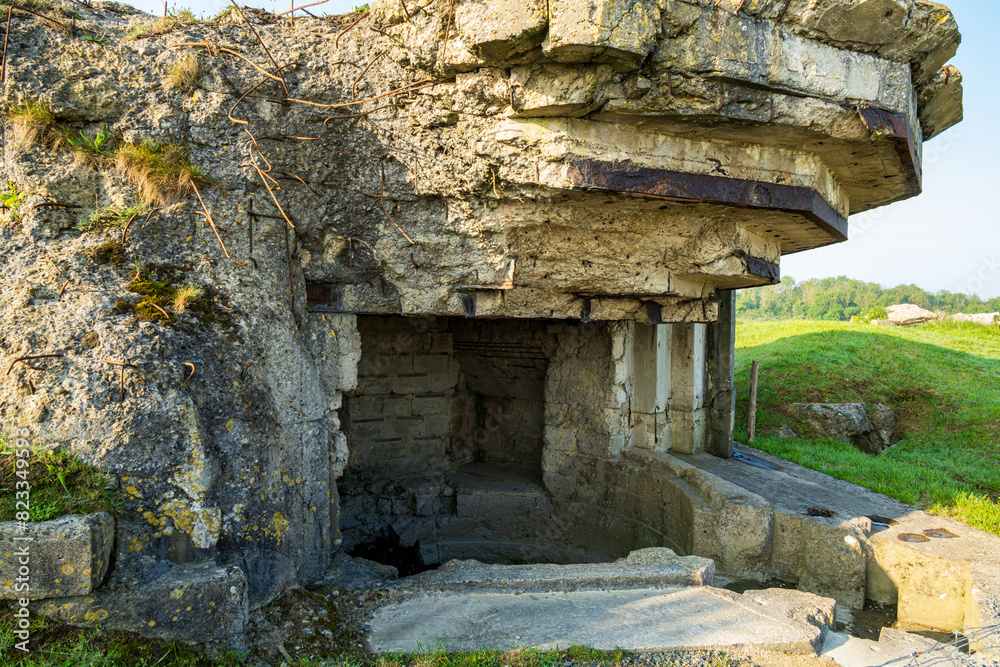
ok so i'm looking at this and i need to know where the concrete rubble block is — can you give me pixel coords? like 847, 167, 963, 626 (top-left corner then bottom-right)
33, 561, 249, 651
544, 0, 663, 69
918, 64, 963, 140
682, 468, 773, 579
650, 10, 912, 112
770, 0, 960, 83
887, 303, 938, 325
392, 547, 714, 592
0, 512, 114, 600
793, 402, 893, 454
510, 64, 617, 117
311, 551, 399, 590
966, 564, 1000, 656
729, 586, 837, 649
868, 531, 970, 632
796, 517, 870, 609
455, 0, 548, 61
868, 404, 896, 449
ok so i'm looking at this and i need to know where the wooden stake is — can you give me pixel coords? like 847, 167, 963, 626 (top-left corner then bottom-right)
747, 359, 760, 443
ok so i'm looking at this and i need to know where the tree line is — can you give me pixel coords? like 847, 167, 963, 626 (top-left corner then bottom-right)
735, 276, 1000, 321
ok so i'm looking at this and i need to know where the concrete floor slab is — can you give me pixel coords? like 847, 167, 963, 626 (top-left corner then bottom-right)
368, 586, 835, 655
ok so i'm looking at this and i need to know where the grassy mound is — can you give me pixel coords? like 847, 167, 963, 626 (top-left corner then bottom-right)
735, 320, 1000, 536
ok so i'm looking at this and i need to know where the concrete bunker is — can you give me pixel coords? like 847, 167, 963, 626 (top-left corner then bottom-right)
1, 0, 985, 653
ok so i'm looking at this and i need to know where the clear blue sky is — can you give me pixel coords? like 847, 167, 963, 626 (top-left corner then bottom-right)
129, 0, 997, 298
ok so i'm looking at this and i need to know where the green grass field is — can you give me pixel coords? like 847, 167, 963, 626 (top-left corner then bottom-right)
735, 320, 1000, 536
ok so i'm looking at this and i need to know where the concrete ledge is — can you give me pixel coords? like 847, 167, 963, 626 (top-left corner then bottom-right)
392, 547, 714, 593
32, 561, 249, 652
0, 512, 114, 600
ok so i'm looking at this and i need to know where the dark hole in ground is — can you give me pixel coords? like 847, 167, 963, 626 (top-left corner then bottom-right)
349, 528, 440, 578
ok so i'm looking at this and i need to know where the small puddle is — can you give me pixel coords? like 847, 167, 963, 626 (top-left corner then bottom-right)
924, 528, 959, 539
909, 630, 971, 653
805, 506, 835, 518
898, 532, 931, 543
721, 578, 797, 595
867, 515, 899, 527
836, 601, 897, 640
722, 579, 899, 642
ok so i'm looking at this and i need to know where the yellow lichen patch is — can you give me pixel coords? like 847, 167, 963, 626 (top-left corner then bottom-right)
84, 609, 109, 622
159, 499, 221, 549
127, 537, 144, 552
172, 407, 212, 499
169, 588, 184, 600
148, 620, 156, 627
125, 486, 142, 499
263, 512, 290, 543
143, 510, 161, 526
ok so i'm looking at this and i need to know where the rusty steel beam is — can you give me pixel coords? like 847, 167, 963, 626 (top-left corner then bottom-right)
567, 160, 848, 244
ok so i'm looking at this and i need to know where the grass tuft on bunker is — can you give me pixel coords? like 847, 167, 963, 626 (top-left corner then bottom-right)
167, 52, 202, 94
735, 319, 1000, 536
0, 435, 120, 523
6, 99, 65, 151
115, 140, 211, 207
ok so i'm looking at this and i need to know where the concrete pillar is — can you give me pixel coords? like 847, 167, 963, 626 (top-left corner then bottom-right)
668, 323, 708, 454
631, 323, 670, 451
706, 291, 736, 458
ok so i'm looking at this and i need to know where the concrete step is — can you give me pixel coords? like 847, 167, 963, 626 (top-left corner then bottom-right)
368, 585, 836, 654
389, 547, 714, 593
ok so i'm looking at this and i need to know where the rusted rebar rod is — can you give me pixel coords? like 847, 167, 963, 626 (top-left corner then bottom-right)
229, 63, 297, 125
250, 149, 295, 229
230, 3, 289, 95
6, 354, 64, 375
379, 162, 414, 245
276, 0, 328, 16
439, 0, 456, 72
1, 7, 12, 83
352, 49, 387, 100
191, 181, 246, 265
287, 79, 434, 110
335, 10, 368, 49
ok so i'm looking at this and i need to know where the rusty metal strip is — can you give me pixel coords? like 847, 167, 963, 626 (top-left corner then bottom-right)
856, 103, 922, 189
567, 160, 848, 243
735, 251, 780, 283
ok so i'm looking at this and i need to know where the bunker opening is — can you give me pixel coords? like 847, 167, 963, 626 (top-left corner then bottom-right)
339, 315, 615, 573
